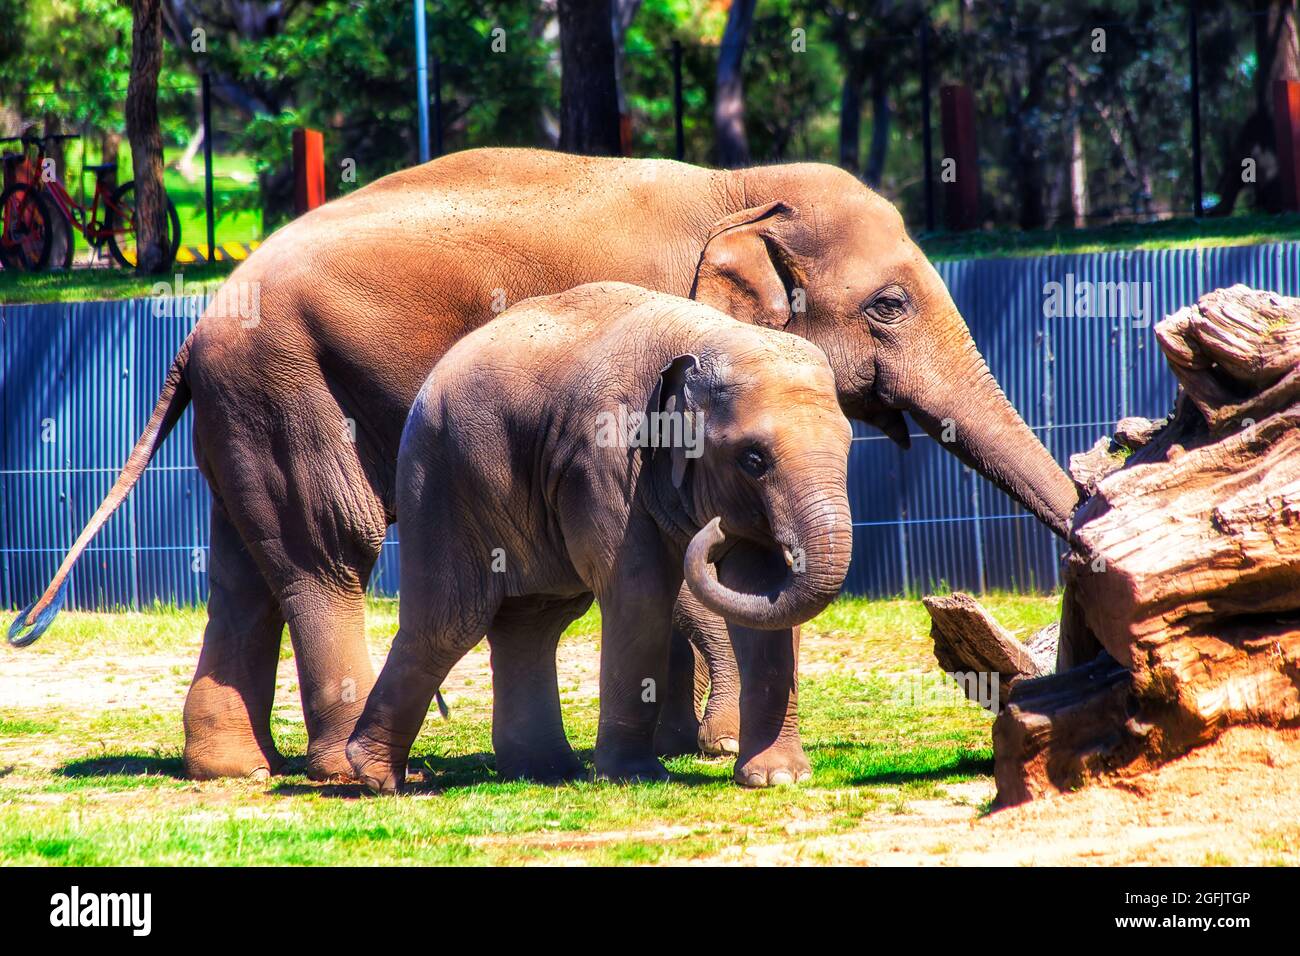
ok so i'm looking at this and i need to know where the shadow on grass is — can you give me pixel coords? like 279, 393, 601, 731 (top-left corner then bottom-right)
57, 754, 187, 778
808, 742, 993, 786
274, 746, 721, 799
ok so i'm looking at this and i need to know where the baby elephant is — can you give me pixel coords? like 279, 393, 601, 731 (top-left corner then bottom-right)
347, 282, 853, 793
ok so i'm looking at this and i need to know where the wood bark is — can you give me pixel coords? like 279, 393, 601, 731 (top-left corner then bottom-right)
990, 285, 1300, 806
126, 0, 170, 274
922, 593, 1054, 711
558, 0, 622, 156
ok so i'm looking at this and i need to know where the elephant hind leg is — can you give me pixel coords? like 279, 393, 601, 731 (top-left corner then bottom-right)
488, 593, 593, 783
279, 580, 378, 782
183, 502, 286, 781
652, 624, 710, 758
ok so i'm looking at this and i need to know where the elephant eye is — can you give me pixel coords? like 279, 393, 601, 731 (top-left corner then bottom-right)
865, 287, 909, 323
738, 447, 768, 479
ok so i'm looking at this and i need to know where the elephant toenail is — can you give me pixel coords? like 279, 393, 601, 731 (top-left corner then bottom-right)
796, 769, 812, 782
769, 771, 794, 786
246, 767, 270, 783
718, 737, 739, 754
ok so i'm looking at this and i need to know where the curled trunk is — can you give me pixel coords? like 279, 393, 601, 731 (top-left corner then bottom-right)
684, 484, 852, 631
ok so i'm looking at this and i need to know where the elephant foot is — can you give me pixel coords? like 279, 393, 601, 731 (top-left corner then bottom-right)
653, 717, 703, 758
595, 753, 671, 784
183, 737, 284, 782
734, 742, 812, 788
698, 712, 740, 757
496, 746, 586, 784
307, 741, 361, 783
345, 736, 407, 795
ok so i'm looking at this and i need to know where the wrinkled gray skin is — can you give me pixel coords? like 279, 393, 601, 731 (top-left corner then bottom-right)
15, 149, 1078, 788
346, 283, 854, 792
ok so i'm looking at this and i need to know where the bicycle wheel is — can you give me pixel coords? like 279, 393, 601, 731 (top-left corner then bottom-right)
0, 183, 53, 271
105, 181, 181, 269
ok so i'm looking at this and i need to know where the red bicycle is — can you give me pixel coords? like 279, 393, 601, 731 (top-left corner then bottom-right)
0, 129, 180, 271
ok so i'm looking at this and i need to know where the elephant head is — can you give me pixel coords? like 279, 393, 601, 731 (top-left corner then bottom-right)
650, 332, 853, 631
690, 167, 1079, 536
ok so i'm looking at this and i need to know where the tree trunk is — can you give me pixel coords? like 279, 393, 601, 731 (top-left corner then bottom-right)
1211, 0, 1300, 215
864, 61, 890, 187
715, 0, 756, 168
558, 0, 622, 156
126, 0, 169, 274
838, 48, 866, 173
992, 285, 1300, 806
610, 0, 643, 155
1067, 78, 1087, 228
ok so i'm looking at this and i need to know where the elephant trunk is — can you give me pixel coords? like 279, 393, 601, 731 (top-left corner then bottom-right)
684, 484, 852, 630
906, 332, 1080, 538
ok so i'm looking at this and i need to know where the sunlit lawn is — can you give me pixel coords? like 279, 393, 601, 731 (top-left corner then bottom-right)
0, 593, 1060, 865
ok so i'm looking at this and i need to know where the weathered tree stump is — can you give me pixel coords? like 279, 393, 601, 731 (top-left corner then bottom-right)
989, 285, 1300, 806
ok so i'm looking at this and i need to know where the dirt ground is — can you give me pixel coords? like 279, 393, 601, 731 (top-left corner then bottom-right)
699, 726, 1300, 866
3, 618, 1299, 866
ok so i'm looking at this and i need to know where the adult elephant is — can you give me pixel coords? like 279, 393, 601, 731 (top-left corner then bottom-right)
8, 148, 1079, 786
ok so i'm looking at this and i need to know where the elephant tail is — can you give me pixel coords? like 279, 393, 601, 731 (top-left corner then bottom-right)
435, 689, 450, 720
7, 332, 195, 648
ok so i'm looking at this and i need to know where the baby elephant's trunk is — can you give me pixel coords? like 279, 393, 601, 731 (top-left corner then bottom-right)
684, 484, 852, 631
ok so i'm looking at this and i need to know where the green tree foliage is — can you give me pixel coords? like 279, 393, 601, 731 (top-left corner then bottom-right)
0, 0, 1284, 234
0, 0, 191, 146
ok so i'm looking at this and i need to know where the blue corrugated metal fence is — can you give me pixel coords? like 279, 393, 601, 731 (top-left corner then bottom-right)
4, 243, 1298, 609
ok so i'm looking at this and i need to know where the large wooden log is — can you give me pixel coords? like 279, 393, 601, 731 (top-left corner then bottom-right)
922, 593, 1052, 710
990, 285, 1300, 806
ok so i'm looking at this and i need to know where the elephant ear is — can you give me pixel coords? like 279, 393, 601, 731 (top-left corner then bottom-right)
691, 201, 798, 329
648, 353, 701, 489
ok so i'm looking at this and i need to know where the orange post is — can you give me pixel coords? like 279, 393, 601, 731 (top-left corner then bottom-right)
293, 128, 325, 216
1273, 80, 1300, 212
940, 85, 980, 231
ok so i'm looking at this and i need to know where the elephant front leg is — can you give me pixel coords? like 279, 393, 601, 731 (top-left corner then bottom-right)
347, 625, 478, 794
594, 522, 677, 783
730, 624, 810, 787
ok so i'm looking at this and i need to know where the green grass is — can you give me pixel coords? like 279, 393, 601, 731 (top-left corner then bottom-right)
0, 259, 239, 304
160, 152, 262, 249
919, 211, 1300, 261
100, 142, 263, 249
0, 592, 1062, 865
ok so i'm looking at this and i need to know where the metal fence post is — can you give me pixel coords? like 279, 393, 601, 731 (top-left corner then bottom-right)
414, 0, 431, 164
1188, 0, 1203, 217
1041, 260, 1060, 590
433, 55, 444, 157
201, 72, 215, 264
969, 468, 987, 595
